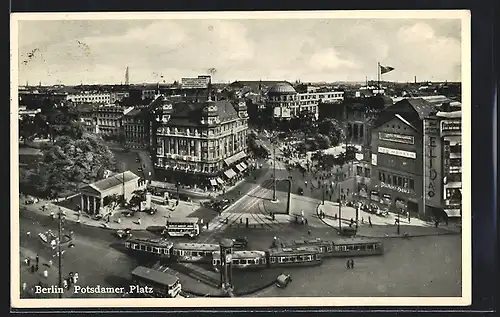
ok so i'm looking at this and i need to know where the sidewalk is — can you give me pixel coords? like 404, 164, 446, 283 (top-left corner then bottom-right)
19, 247, 73, 299
317, 200, 461, 238
21, 197, 201, 231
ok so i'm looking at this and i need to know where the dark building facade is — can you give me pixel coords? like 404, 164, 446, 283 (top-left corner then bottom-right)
367, 98, 438, 219
151, 96, 249, 187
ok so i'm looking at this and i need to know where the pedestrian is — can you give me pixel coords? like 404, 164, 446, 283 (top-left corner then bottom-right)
27, 231, 31, 237
350, 258, 355, 269
361, 217, 364, 224
346, 259, 351, 269
305, 218, 308, 225
308, 230, 311, 236
368, 216, 372, 227
30, 265, 35, 273
334, 214, 337, 220
435, 220, 439, 228
43, 270, 48, 278
35, 264, 39, 272
350, 218, 354, 227
27, 257, 31, 266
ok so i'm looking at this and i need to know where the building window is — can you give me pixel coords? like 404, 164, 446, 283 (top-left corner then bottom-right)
364, 168, 371, 178
357, 166, 363, 176
378, 171, 383, 181
392, 175, 397, 185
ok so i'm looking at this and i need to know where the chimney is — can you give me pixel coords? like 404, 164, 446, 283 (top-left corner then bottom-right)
414, 76, 417, 84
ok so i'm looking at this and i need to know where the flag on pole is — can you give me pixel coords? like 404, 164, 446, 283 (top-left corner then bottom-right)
379, 64, 395, 74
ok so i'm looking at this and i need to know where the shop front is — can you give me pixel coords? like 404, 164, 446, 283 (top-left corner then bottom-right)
372, 180, 420, 215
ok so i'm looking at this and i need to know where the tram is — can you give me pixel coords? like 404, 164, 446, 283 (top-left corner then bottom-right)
267, 246, 323, 267
171, 242, 220, 263
124, 237, 174, 259
331, 238, 384, 257
292, 238, 334, 257
212, 250, 267, 271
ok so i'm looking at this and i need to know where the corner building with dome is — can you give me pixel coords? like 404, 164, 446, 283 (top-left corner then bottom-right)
266, 82, 344, 121
151, 95, 250, 188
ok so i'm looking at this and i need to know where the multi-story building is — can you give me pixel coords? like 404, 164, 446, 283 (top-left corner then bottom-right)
76, 103, 99, 134
437, 110, 462, 218
267, 82, 344, 120
110, 92, 130, 104
94, 104, 130, 137
67, 92, 111, 104
123, 107, 149, 149
152, 96, 249, 186
368, 98, 437, 219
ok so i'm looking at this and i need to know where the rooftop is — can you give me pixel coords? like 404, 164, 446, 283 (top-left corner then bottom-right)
81, 171, 140, 193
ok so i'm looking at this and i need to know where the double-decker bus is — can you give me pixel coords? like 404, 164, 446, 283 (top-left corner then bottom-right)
163, 217, 200, 238
130, 266, 182, 298
124, 237, 174, 258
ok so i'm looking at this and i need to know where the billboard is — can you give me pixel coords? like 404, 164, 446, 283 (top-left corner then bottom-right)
379, 132, 415, 145
378, 146, 417, 159
181, 77, 210, 89
440, 119, 461, 134
423, 118, 442, 208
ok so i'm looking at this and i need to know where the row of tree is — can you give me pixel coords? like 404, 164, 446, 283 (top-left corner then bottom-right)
19, 105, 117, 199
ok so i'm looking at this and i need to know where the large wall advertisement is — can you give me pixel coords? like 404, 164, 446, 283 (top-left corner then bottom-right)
423, 118, 442, 208
378, 132, 415, 145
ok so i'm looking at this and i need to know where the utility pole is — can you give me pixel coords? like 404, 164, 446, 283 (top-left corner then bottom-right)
322, 182, 325, 205
57, 210, 63, 299
397, 209, 401, 235
338, 184, 342, 233
272, 136, 277, 202
355, 205, 359, 230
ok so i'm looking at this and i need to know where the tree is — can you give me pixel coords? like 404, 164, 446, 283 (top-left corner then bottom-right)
317, 118, 344, 147
315, 134, 331, 150
28, 133, 116, 198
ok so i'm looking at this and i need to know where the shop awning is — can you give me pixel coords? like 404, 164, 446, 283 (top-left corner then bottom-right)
240, 162, 248, 170
223, 151, 247, 166
235, 163, 245, 172
216, 177, 225, 185
223, 169, 237, 179
209, 179, 217, 186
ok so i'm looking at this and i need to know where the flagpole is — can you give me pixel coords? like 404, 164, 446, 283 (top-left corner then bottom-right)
377, 62, 380, 93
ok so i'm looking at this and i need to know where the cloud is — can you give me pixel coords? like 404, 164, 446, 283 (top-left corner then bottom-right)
16, 18, 463, 85
309, 49, 358, 70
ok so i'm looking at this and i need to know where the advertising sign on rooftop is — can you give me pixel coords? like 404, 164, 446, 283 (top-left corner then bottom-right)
181, 77, 210, 89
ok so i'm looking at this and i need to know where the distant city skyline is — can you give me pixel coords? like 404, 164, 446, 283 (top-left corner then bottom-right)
15, 13, 464, 86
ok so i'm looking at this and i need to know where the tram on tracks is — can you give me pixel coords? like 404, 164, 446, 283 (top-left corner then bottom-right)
171, 242, 220, 263
212, 250, 268, 271
292, 237, 384, 257
124, 237, 174, 259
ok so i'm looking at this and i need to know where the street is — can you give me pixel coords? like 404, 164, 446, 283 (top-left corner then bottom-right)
18, 137, 461, 299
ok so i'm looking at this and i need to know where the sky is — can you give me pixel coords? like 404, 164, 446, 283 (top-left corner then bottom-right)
16, 17, 463, 85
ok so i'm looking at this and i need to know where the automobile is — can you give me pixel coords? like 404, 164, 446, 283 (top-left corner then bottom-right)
91, 214, 103, 220
217, 199, 231, 211
135, 157, 140, 163
231, 237, 248, 249
138, 167, 143, 172
297, 187, 304, 195
339, 226, 357, 237
377, 208, 389, 217
276, 273, 292, 288
116, 228, 132, 239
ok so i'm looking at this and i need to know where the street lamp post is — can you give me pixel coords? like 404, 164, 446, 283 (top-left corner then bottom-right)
397, 209, 401, 235
338, 184, 342, 233
57, 210, 63, 299
355, 205, 359, 230
322, 182, 325, 205
272, 141, 277, 202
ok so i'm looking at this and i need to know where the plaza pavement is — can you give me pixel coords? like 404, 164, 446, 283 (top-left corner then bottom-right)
317, 200, 462, 238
